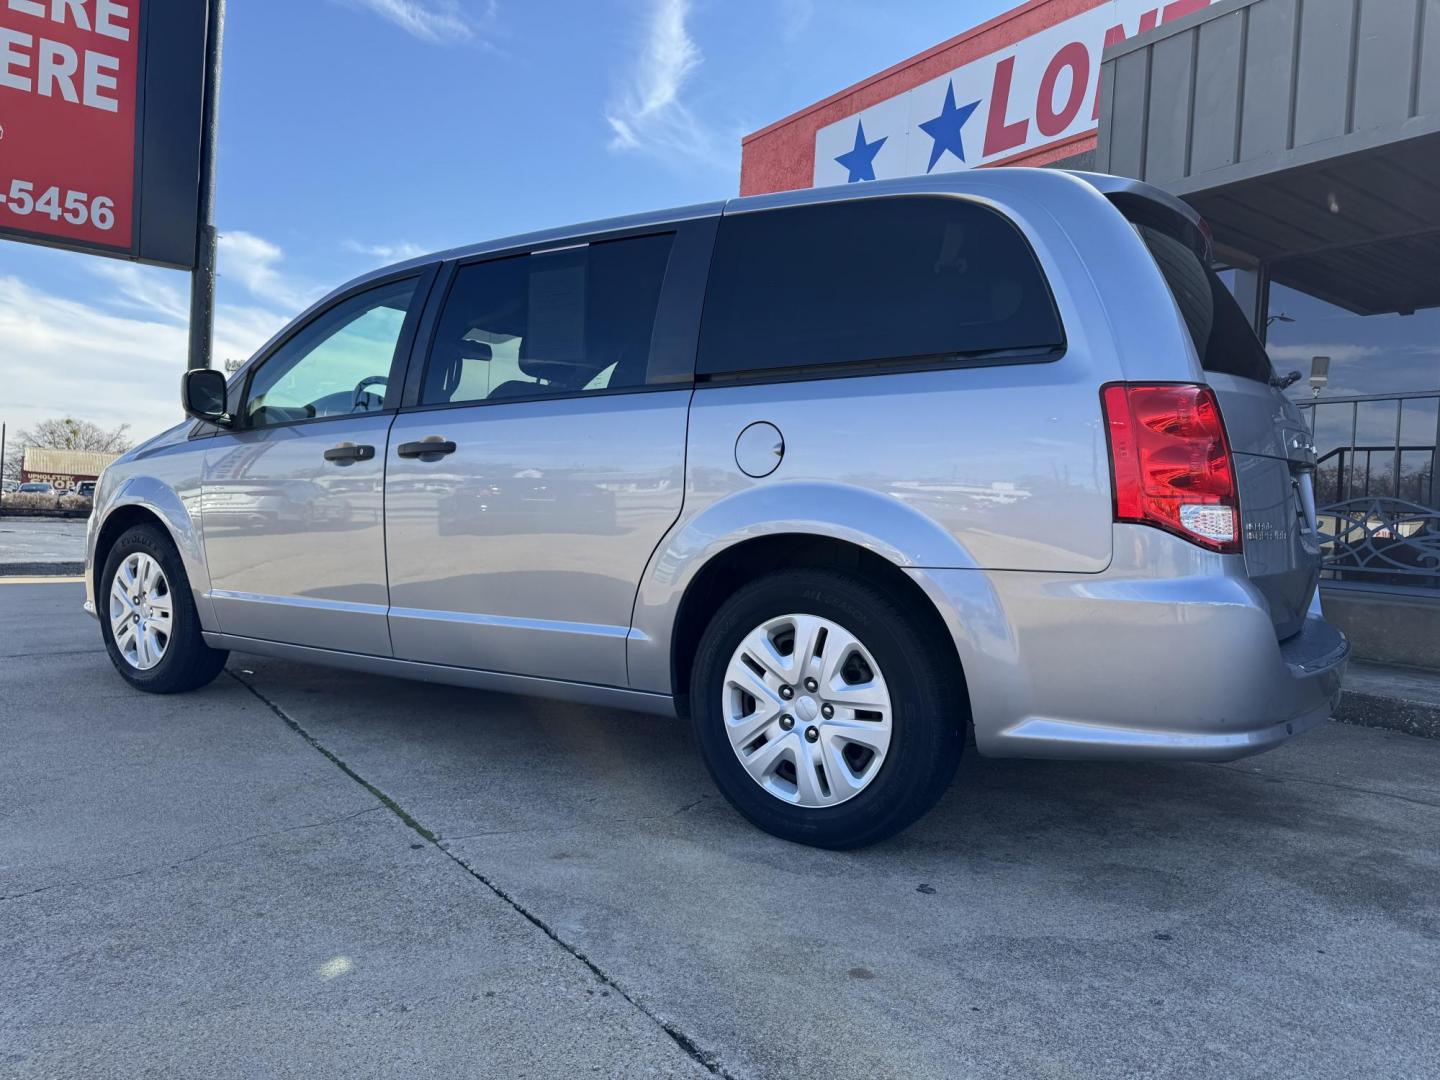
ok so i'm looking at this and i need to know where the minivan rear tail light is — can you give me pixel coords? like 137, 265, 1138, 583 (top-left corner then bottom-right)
1101, 383, 1240, 554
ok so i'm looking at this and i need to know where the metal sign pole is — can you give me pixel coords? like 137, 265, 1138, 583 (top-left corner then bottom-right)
187, 0, 227, 371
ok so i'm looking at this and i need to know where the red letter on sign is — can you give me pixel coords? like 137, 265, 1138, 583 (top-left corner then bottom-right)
1162, 0, 1210, 21
1037, 42, 1090, 137
984, 55, 1029, 157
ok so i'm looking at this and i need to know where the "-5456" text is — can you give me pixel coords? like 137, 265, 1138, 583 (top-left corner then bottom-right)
0, 180, 115, 230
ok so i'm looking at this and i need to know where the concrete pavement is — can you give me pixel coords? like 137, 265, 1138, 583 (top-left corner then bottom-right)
2, 582, 1437, 1078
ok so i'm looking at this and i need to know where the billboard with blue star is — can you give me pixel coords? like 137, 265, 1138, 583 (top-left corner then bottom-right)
811, 0, 1214, 187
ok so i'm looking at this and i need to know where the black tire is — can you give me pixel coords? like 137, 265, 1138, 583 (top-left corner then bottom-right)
99, 523, 229, 694
691, 568, 964, 849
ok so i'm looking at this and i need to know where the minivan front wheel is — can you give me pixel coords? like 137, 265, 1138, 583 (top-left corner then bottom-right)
100, 524, 228, 694
691, 569, 963, 849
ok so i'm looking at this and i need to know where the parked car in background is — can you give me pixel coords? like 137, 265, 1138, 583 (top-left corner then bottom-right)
61, 482, 98, 509
84, 169, 1348, 849
15, 482, 61, 508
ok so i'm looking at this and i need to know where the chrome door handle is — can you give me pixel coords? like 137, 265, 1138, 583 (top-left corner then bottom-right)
323, 442, 375, 464
396, 437, 457, 460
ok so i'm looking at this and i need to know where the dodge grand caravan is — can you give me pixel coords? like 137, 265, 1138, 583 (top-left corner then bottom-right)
85, 170, 1348, 849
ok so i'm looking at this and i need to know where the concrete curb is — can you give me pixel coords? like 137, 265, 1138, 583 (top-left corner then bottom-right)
1334, 690, 1440, 740
0, 561, 85, 577
0, 508, 90, 520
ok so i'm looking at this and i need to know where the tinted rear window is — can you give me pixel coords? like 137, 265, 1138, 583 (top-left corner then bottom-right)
697, 196, 1063, 377
1136, 224, 1274, 384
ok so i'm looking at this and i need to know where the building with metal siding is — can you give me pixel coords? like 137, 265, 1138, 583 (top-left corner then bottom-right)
1097, 0, 1440, 317
19, 448, 121, 493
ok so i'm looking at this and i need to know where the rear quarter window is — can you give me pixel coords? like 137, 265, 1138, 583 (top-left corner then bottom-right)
697, 196, 1064, 378
1135, 224, 1274, 384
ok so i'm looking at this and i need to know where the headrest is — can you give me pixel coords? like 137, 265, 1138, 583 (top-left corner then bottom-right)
435, 340, 493, 401
518, 355, 593, 387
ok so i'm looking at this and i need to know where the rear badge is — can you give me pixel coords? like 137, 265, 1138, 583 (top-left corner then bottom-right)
1245, 521, 1291, 543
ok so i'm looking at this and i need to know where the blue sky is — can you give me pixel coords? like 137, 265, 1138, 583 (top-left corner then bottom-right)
1, 0, 1014, 437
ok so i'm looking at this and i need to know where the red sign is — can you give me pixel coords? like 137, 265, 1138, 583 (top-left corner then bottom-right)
0, 0, 141, 252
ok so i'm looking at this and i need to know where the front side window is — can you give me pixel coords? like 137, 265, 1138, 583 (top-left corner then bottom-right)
697, 196, 1064, 377
420, 234, 675, 407
245, 278, 418, 428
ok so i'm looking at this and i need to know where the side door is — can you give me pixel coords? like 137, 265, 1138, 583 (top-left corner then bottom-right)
384, 220, 713, 686
201, 269, 435, 655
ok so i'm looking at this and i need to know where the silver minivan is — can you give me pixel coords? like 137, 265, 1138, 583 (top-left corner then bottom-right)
85, 170, 1348, 848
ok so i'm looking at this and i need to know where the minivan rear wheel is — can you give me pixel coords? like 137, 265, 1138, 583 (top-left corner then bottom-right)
100, 524, 229, 694
691, 569, 963, 849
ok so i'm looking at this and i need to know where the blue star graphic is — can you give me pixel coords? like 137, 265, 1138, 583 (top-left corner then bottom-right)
919, 81, 981, 173
834, 120, 887, 183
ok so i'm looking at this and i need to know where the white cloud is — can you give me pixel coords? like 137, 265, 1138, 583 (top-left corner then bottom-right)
218, 230, 320, 313
88, 262, 191, 323
83, 231, 315, 327
2, 226, 377, 439
780, 0, 813, 40
0, 276, 289, 439
1268, 341, 1440, 399
345, 239, 429, 263
340, 0, 491, 43
605, 0, 732, 170
213, 304, 293, 369
1265, 343, 1382, 366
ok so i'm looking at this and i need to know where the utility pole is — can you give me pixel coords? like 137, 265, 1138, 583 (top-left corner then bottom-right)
187, 0, 227, 371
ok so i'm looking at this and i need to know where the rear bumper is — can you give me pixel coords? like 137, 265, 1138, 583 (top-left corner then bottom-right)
999, 616, 1348, 760
910, 527, 1349, 762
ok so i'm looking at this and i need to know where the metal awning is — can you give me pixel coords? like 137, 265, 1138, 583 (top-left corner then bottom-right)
1095, 0, 1440, 315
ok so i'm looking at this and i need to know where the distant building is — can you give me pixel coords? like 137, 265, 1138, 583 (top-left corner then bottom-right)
19, 448, 123, 494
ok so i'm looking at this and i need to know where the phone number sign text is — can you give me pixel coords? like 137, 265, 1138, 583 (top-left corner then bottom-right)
0, 0, 139, 251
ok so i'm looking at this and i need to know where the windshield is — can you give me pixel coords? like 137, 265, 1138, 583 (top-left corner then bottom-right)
1134, 224, 1275, 384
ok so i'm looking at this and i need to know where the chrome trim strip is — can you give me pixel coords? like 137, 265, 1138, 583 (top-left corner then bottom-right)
209, 591, 389, 618
386, 606, 631, 640
995, 707, 1331, 760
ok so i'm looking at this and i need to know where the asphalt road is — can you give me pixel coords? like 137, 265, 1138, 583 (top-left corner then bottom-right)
2, 582, 1437, 1079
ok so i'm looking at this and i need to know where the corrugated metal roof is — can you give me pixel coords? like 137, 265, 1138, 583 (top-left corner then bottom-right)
21, 448, 123, 477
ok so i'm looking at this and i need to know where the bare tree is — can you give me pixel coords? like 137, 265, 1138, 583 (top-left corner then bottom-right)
18, 417, 133, 453
3, 418, 134, 480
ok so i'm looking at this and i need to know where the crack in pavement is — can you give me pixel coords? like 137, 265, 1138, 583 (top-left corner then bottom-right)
439, 794, 712, 844
228, 670, 739, 1080
0, 805, 384, 902
0, 647, 106, 660
1206, 761, 1440, 812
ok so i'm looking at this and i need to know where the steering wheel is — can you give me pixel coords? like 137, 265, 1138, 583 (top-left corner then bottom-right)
353, 375, 388, 411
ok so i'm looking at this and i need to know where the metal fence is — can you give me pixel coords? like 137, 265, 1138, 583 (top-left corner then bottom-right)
1297, 391, 1440, 590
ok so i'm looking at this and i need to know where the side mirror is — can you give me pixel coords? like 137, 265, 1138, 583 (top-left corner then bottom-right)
181, 368, 231, 426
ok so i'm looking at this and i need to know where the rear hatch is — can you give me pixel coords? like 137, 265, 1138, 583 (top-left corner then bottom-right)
1125, 206, 1322, 640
